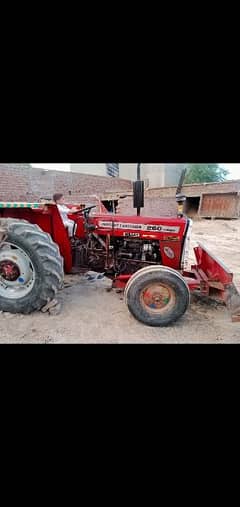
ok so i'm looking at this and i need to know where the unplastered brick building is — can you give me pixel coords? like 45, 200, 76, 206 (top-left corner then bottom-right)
1, 164, 239, 219
0, 164, 132, 203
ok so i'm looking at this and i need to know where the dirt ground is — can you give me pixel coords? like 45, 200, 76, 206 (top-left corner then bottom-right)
0, 219, 240, 343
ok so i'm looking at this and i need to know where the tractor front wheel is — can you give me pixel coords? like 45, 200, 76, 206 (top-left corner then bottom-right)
0, 219, 64, 314
124, 266, 190, 327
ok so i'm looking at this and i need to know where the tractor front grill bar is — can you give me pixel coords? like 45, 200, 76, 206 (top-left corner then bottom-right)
0, 202, 43, 209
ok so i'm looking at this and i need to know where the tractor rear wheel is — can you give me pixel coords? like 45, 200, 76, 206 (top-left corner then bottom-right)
124, 266, 190, 327
0, 219, 64, 314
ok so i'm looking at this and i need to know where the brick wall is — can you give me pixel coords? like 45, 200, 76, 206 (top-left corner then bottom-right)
2, 165, 238, 218
118, 196, 177, 217
0, 164, 132, 202
117, 180, 240, 216
147, 180, 240, 198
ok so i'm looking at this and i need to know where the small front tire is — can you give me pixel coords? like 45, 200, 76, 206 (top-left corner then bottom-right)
125, 266, 190, 327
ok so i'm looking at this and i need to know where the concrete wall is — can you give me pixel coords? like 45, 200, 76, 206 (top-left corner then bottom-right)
119, 164, 138, 181
70, 163, 185, 188
119, 163, 184, 188
142, 164, 165, 187
164, 164, 185, 186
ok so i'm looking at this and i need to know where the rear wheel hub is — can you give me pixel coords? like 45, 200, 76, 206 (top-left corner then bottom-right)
0, 242, 36, 299
0, 260, 21, 281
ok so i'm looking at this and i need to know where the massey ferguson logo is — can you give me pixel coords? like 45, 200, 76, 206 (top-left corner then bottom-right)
164, 247, 175, 259
99, 221, 142, 230
98, 221, 180, 234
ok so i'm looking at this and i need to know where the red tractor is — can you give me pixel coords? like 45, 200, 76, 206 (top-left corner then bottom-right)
0, 169, 240, 326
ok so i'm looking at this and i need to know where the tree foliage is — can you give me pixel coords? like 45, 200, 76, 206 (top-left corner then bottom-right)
185, 164, 229, 184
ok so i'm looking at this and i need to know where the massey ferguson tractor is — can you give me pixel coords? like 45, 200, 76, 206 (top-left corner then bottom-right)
0, 166, 240, 326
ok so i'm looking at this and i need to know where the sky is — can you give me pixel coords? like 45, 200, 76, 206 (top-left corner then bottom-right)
31, 163, 240, 180
220, 163, 240, 180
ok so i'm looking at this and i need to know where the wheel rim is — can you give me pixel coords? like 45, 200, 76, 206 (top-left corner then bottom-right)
140, 282, 176, 315
0, 242, 36, 299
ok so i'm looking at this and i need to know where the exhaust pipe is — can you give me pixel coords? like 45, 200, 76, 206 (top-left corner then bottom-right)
176, 168, 187, 217
133, 163, 144, 216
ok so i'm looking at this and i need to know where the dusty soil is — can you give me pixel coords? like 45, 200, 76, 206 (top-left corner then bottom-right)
0, 219, 240, 344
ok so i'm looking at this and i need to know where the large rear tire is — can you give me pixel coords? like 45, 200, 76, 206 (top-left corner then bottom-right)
124, 266, 190, 327
0, 219, 64, 314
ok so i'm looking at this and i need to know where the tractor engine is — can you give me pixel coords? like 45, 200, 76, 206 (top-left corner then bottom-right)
73, 235, 161, 275
114, 237, 161, 273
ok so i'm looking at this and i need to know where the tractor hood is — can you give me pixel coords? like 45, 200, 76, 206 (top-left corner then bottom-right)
92, 214, 188, 241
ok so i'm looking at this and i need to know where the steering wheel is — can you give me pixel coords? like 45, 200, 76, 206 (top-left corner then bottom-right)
76, 205, 97, 215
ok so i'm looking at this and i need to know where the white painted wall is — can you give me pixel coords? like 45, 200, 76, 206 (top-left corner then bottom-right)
119, 163, 183, 187
70, 164, 107, 176
142, 164, 165, 187
32, 163, 70, 171
119, 164, 138, 180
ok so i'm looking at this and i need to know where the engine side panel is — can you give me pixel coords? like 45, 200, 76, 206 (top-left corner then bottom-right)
92, 214, 188, 270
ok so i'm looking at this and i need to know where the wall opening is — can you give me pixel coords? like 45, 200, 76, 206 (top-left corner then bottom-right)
186, 196, 200, 217
101, 200, 119, 213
